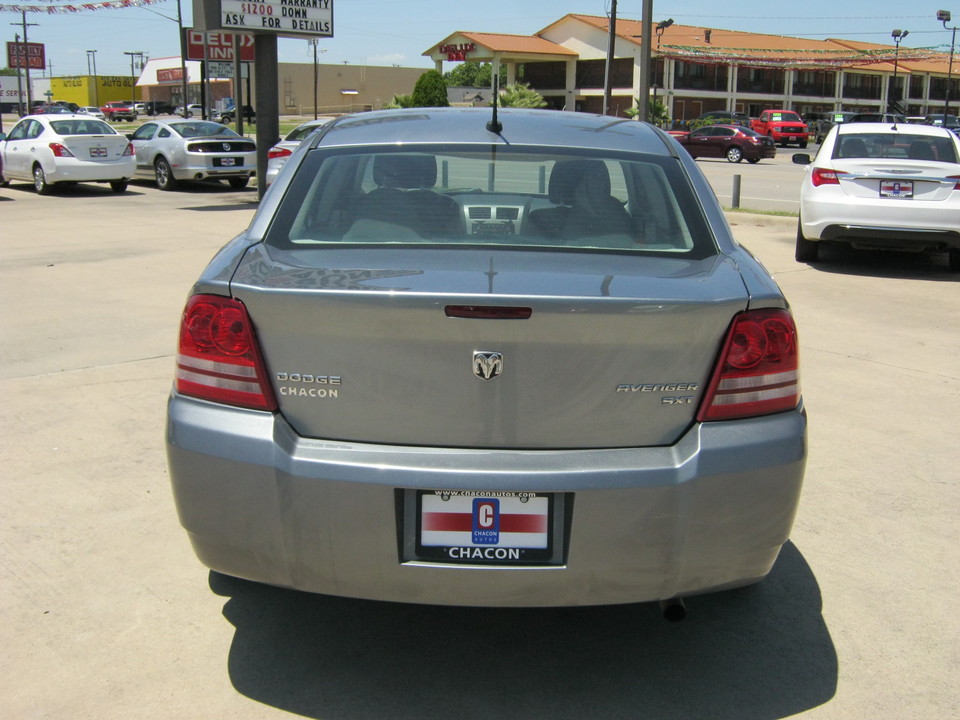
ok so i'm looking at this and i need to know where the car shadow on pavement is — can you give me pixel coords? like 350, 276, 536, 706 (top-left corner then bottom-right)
0, 181, 147, 197
802, 243, 959, 281
211, 541, 836, 719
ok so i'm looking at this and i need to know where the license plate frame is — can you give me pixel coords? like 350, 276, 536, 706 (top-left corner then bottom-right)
406, 490, 565, 566
880, 179, 913, 198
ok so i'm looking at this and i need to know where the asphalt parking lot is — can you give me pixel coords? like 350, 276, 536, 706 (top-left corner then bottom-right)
1, 171, 958, 719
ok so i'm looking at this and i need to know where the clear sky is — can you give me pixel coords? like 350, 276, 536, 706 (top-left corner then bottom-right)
2, 0, 955, 77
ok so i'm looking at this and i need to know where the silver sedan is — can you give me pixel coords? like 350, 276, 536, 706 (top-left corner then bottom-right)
167, 108, 806, 612
265, 117, 332, 186
129, 119, 256, 191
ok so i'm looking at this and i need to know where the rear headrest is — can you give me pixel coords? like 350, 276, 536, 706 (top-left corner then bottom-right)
548, 160, 610, 205
839, 138, 867, 158
373, 154, 437, 189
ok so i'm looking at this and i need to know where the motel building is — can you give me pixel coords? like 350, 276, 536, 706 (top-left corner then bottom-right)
425, 13, 960, 122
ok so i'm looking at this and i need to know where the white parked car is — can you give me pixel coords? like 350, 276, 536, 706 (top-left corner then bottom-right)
174, 104, 205, 118
77, 106, 106, 120
793, 123, 960, 271
265, 117, 332, 186
0, 114, 135, 194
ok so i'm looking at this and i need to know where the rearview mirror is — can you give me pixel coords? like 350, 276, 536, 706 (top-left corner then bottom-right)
792, 153, 812, 165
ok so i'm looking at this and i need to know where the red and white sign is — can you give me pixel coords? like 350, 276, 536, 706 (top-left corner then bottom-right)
439, 43, 476, 62
6, 41, 45, 70
420, 493, 549, 549
186, 30, 255, 62
157, 68, 184, 84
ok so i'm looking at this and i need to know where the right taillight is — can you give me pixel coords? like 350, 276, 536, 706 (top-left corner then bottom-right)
175, 294, 277, 411
948, 175, 960, 190
811, 167, 845, 187
697, 309, 800, 422
267, 147, 292, 160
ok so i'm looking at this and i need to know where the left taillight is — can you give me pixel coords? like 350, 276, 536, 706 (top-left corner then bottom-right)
175, 295, 277, 411
268, 147, 292, 161
697, 308, 800, 422
49, 143, 74, 158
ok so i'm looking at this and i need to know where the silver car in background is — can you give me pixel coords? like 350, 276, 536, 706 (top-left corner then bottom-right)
129, 119, 256, 191
166, 108, 806, 611
264, 117, 332, 186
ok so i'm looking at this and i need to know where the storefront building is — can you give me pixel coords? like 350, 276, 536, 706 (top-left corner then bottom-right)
425, 14, 960, 123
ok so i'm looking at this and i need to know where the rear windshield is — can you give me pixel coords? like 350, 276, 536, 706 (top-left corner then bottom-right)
264, 146, 716, 257
286, 122, 329, 142
50, 119, 116, 135
168, 121, 240, 138
833, 133, 959, 163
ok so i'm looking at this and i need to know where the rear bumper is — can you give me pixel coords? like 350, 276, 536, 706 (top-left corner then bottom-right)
167, 394, 807, 607
801, 194, 960, 251
769, 131, 808, 143
45, 157, 136, 183
173, 154, 257, 181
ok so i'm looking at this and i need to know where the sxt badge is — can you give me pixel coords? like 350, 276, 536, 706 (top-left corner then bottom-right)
472, 499, 500, 545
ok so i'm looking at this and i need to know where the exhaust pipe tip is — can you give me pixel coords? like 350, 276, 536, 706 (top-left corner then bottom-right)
659, 597, 687, 622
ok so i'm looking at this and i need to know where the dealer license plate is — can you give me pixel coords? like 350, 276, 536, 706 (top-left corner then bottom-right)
414, 490, 559, 565
89, 147, 108, 157
880, 180, 913, 198
214, 157, 239, 167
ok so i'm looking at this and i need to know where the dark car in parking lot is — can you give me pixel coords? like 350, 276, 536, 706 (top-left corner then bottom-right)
805, 111, 858, 143
213, 105, 256, 124
668, 124, 777, 163
166, 108, 806, 611
142, 101, 174, 116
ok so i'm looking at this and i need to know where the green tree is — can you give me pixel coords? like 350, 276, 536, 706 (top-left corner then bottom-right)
496, 83, 547, 108
383, 94, 415, 109
1, 67, 21, 76
625, 98, 670, 126
443, 62, 507, 88
411, 70, 449, 108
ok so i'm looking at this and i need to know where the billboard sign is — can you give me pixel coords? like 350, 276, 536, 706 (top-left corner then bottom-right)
220, 0, 333, 37
6, 41, 45, 70
185, 30, 255, 62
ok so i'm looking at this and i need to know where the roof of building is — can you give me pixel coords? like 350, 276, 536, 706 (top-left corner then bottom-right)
436, 13, 947, 73
424, 32, 576, 60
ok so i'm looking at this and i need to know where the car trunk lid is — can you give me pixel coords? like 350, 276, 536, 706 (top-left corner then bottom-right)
230, 246, 749, 449
835, 159, 958, 201
60, 134, 129, 163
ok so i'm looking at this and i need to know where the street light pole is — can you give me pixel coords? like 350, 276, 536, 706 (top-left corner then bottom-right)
86, 50, 99, 106
124, 51, 146, 105
938, 10, 957, 116
890, 29, 908, 114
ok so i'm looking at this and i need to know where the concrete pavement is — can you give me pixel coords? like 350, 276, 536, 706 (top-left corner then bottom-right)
1, 182, 957, 719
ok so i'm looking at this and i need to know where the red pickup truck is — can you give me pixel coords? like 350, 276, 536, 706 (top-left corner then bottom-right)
751, 110, 809, 148
100, 101, 138, 122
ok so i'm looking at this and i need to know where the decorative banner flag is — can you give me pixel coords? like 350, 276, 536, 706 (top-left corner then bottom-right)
0, 0, 164, 13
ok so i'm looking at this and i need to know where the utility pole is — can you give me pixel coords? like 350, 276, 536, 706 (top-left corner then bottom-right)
124, 51, 146, 105
638, 0, 654, 123
86, 50, 99, 106
10, 11, 38, 111
602, 0, 617, 115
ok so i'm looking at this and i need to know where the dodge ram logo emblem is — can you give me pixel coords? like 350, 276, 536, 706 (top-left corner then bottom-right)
473, 351, 503, 380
